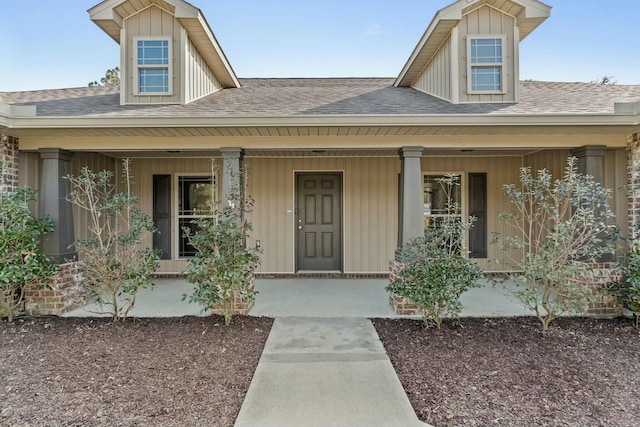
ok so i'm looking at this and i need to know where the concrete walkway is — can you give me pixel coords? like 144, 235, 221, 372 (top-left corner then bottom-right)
234, 317, 429, 427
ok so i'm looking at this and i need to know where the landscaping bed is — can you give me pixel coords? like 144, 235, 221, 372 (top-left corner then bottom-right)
373, 316, 640, 427
0, 316, 273, 427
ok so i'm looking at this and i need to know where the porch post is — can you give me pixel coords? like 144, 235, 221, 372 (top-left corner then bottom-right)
39, 148, 76, 263
220, 147, 244, 202
571, 145, 606, 184
628, 134, 640, 249
398, 146, 424, 249
1, 133, 19, 194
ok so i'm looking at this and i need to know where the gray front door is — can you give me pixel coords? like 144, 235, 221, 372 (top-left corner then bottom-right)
296, 173, 342, 271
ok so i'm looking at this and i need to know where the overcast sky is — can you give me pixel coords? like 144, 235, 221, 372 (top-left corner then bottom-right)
1, 0, 638, 91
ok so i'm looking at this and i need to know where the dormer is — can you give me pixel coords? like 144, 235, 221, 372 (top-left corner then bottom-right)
88, 0, 240, 106
395, 0, 551, 104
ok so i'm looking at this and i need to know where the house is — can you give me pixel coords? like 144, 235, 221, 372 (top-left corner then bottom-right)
1, 0, 639, 315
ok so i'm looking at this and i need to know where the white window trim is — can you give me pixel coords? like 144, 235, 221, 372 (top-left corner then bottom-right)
173, 173, 218, 260
423, 172, 470, 252
466, 35, 507, 95
133, 36, 172, 96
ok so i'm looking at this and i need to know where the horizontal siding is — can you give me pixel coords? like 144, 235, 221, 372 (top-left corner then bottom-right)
246, 157, 400, 273
412, 34, 452, 101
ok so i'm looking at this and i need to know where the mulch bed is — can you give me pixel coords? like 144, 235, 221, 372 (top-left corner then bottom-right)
373, 316, 640, 427
0, 316, 273, 427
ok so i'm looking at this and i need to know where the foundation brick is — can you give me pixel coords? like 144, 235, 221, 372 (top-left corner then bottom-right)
24, 261, 86, 316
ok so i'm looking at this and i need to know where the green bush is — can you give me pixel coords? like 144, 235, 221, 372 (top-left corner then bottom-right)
493, 157, 616, 330
609, 250, 640, 329
184, 164, 261, 326
0, 187, 58, 322
387, 175, 482, 328
66, 159, 159, 321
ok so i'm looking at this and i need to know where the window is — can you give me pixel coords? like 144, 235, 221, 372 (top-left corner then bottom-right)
468, 36, 505, 93
177, 176, 216, 257
134, 38, 171, 94
423, 174, 462, 231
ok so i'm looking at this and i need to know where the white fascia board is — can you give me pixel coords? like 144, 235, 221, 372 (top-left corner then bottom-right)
615, 101, 640, 115
8, 113, 640, 129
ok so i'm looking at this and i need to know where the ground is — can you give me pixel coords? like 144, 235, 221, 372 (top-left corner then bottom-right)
0, 316, 272, 427
373, 316, 640, 427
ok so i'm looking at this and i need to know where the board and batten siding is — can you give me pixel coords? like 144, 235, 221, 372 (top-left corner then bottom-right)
246, 157, 400, 274
421, 155, 523, 271
124, 6, 182, 104
185, 37, 223, 103
457, 5, 516, 103
126, 158, 221, 273
412, 34, 453, 102
524, 148, 629, 241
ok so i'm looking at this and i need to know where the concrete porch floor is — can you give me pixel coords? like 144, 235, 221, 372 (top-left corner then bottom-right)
63, 278, 531, 318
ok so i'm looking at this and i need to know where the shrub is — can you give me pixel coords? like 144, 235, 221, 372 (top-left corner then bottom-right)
609, 250, 640, 329
183, 163, 261, 326
387, 175, 482, 328
66, 159, 159, 321
493, 157, 616, 330
0, 188, 59, 322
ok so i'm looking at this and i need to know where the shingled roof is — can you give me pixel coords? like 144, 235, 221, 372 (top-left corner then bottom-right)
2, 79, 640, 118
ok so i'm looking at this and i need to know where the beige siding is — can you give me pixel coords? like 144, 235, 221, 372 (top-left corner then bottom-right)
124, 6, 182, 104
458, 6, 516, 103
127, 158, 221, 273
185, 37, 223, 103
412, 34, 452, 101
422, 155, 523, 270
605, 148, 629, 241
70, 153, 117, 243
246, 157, 400, 273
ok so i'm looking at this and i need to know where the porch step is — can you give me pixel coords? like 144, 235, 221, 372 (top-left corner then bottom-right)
234, 317, 430, 427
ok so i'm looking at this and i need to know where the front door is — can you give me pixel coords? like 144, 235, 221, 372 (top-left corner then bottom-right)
296, 173, 342, 271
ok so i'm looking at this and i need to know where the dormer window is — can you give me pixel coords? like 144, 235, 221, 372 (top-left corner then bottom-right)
134, 37, 171, 94
467, 36, 506, 94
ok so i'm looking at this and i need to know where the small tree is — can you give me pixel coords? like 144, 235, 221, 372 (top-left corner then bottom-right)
0, 188, 58, 322
66, 159, 159, 321
183, 162, 261, 326
493, 157, 616, 330
387, 175, 482, 328
89, 66, 120, 87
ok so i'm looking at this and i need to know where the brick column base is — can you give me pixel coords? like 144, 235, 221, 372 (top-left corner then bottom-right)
209, 271, 256, 316
24, 262, 85, 316
568, 262, 622, 316
388, 260, 421, 315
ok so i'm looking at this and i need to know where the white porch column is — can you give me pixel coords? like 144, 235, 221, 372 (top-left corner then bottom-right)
39, 148, 76, 263
399, 146, 424, 249
220, 147, 244, 202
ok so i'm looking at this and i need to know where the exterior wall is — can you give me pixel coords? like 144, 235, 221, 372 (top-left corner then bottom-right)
421, 155, 522, 271
185, 37, 223, 103
127, 157, 222, 273
628, 133, 640, 247
246, 157, 400, 274
524, 148, 629, 241
124, 6, 183, 104
457, 5, 516, 103
412, 34, 452, 101
1, 135, 19, 194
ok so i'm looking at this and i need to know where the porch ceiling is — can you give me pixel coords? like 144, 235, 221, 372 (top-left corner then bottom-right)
8, 124, 640, 140
91, 147, 539, 159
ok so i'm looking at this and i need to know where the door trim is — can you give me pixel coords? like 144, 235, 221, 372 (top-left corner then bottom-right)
294, 171, 344, 273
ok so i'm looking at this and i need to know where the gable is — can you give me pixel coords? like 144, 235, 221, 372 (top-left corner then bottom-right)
89, 0, 239, 93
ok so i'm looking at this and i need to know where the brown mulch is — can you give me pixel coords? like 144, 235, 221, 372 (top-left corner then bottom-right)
373, 317, 640, 427
0, 316, 273, 427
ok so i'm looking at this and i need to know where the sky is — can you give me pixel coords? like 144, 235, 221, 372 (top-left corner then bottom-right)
0, 0, 638, 92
